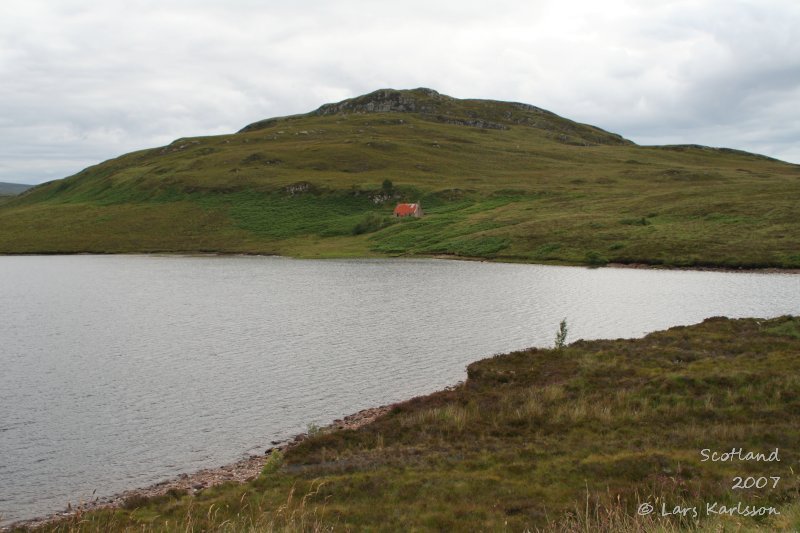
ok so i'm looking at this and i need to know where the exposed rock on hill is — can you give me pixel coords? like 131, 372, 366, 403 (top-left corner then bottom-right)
239, 88, 631, 146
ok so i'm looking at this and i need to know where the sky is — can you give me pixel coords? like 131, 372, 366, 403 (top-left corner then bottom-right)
1, 0, 798, 185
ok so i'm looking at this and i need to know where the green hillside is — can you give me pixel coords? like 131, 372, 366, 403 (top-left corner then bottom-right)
2, 88, 798, 267
25, 316, 800, 531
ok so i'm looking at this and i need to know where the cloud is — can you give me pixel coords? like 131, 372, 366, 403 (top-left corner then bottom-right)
0, 0, 797, 184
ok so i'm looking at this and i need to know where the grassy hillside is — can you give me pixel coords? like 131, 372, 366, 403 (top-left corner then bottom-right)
1, 88, 799, 268
21, 316, 800, 531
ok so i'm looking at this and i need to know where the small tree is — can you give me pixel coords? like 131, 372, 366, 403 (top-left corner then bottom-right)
554, 318, 568, 349
381, 179, 393, 193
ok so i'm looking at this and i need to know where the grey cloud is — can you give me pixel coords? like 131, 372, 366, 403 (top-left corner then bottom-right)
0, 0, 797, 185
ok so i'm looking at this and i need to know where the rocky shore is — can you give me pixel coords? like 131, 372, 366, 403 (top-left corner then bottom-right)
6, 404, 394, 531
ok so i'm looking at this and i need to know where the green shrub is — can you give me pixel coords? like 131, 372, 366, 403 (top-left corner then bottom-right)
554, 318, 568, 349
585, 251, 608, 266
261, 450, 284, 477
352, 212, 394, 235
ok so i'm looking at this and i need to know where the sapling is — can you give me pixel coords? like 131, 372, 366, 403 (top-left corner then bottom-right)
555, 318, 568, 349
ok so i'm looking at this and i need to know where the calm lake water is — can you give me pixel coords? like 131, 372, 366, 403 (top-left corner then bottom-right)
0, 255, 798, 524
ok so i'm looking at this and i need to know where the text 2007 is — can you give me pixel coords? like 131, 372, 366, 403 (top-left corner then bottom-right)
731, 476, 780, 490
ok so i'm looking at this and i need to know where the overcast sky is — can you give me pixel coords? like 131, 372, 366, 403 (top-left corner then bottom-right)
1, 0, 798, 184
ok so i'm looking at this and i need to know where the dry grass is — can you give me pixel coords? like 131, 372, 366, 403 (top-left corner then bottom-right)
29, 482, 334, 533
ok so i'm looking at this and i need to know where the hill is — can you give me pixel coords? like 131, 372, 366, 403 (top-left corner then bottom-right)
1, 88, 798, 268
0, 182, 32, 196
23, 316, 800, 531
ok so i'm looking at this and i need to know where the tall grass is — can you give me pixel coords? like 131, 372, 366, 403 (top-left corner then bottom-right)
25, 483, 334, 533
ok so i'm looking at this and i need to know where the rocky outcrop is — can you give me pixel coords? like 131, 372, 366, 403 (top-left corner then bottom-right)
311, 89, 510, 131
367, 191, 398, 204
283, 181, 315, 196
237, 87, 633, 145
435, 116, 508, 130
313, 88, 449, 116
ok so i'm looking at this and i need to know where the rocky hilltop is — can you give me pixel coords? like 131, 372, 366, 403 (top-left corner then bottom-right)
240, 87, 631, 146
314, 87, 449, 115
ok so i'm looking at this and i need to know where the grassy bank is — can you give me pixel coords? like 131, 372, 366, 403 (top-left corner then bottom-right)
16, 315, 800, 532
1, 89, 799, 268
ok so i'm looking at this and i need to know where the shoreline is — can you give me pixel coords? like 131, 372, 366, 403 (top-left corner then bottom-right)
5, 404, 396, 530
2, 250, 798, 275
2, 254, 796, 528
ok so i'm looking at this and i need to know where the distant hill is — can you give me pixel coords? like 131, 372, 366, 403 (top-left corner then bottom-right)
0, 182, 32, 196
0, 88, 798, 268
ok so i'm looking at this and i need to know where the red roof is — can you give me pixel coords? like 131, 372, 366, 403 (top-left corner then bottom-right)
394, 203, 418, 216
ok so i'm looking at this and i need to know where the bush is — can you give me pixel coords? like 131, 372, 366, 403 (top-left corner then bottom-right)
554, 318, 568, 349
166, 488, 187, 499
585, 251, 608, 267
352, 212, 394, 235
121, 494, 151, 510
262, 450, 284, 477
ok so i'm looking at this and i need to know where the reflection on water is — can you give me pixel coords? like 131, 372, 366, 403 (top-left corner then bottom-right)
0, 255, 797, 523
